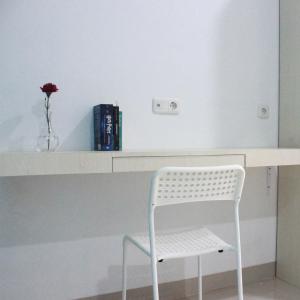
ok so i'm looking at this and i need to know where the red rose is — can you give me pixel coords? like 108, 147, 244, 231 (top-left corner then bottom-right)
40, 83, 59, 97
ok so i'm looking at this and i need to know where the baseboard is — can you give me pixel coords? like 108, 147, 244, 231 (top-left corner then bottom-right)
78, 262, 275, 300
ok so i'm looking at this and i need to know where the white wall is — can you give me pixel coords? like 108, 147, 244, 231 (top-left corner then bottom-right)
280, 0, 300, 147
0, 0, 279, 299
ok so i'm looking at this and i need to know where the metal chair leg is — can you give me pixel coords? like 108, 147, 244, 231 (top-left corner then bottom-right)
236, 249, 244, 300
151, 256, 159, 300
122, 238, 128, 300
235, 204, 244, 300
198, 256, 203, 300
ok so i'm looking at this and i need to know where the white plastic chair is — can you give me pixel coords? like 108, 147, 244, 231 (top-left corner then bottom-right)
122, 165, 245, 300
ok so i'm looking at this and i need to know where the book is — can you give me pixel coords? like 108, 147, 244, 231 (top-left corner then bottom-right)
101, 104, 114, 151
119, 111, 122, 151
93, 104, 114, 151
93, 105, 101, 151
113, 106, 120, 150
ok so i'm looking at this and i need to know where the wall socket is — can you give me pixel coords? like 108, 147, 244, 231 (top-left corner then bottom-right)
257, 105, 270, 119
152, 98, 180, 115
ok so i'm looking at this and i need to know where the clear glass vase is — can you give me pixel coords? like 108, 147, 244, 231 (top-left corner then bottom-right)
36, 104, 59, 152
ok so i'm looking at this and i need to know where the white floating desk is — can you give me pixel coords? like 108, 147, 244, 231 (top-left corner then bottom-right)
0, 148, 300, 177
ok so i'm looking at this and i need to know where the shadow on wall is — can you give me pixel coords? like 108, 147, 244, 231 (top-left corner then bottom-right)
210, 0, 276, 147
32, 97, 94, 151
60, 110, 94, 151
0, 115, 23, 150
212, 0, 246, 147
89, 259, 186, 299
0, 168, 275, 248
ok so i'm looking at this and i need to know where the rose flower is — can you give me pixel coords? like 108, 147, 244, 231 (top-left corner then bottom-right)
40, 83, 59, 98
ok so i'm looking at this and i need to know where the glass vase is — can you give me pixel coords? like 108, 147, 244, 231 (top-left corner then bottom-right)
36, 103, 59, 152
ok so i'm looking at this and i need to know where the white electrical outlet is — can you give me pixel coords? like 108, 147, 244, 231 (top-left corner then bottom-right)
152, 98, 180, 114
257, 105, 270, 119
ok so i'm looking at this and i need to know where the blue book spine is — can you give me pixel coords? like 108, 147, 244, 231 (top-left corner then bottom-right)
119, 111, 122, 151
93, 105, 101, 151
113, 106, 120, 151
100, 104, 114, 151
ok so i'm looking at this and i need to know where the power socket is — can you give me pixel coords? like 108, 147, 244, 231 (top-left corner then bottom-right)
257, 105, 270, 119
152, 98, 180, 115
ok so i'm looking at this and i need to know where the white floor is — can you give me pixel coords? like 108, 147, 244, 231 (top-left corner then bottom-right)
187, 279, 300, 300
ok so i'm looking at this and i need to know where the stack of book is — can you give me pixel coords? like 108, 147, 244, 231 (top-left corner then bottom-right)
93, 104, 122, 151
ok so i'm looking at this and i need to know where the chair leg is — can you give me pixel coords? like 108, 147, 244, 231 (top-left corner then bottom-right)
122, 238, 128, 300
236, 248, 244, 300
235, 205, 244, 300
151, 255, 159, 300
198, 256, 202, 300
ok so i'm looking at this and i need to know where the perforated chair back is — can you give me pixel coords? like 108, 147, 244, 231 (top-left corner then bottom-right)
150, 165, 245, 207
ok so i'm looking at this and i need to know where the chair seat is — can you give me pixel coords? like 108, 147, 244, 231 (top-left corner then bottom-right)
128, 227, 233, 261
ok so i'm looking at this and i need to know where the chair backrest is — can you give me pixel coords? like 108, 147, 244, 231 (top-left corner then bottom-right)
150, 165, 245, 207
